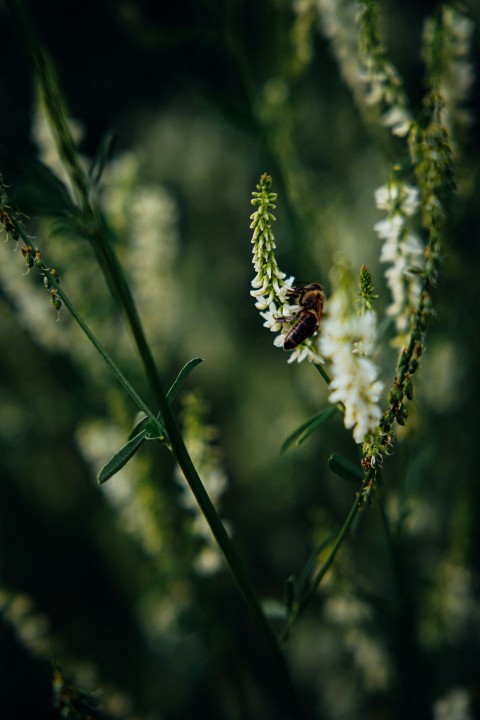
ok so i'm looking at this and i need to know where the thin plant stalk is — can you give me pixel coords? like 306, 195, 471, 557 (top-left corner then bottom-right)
282, 497, 360, 641
4, 2, 308, 712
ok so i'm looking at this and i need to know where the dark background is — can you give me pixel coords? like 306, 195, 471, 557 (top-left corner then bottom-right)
1, 1, 480, 718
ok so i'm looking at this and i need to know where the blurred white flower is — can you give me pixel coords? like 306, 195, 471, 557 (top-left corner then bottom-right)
381, 105, 412, 137
374, 181, 424, 342
324, 593, 391, 691
102, 153, 181, 351
434, 688, 473, 720
319, 267, 384, 443
374, 181, 420, 216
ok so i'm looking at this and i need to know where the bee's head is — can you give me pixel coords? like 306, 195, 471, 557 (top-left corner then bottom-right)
303, 282, 324, 292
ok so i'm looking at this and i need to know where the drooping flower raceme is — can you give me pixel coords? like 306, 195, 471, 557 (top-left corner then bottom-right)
374, 181, 424, 344
250, 173, 323, 364
320, 267, 384, 444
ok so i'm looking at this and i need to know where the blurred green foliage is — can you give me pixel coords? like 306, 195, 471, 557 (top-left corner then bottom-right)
1, 1, 480, 718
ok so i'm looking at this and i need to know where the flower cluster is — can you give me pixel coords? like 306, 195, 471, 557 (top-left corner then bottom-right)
0, 589, 54, 658
250, 173, 323, 364
250, 173, 294, 316
101, 153, 180, 353
319, 265, 384, 444
374, 180, 423, 343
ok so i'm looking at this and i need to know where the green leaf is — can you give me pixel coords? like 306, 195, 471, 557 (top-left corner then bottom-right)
166, 357, 203, 404
97, 352, 202, 484
97, 430, 147, 484
281, 406, 338, 453
127, 358, 202, 446
128, 414, 148, 440
144, 418, 166, 440
88, 130, 118, 185
129, 415, 164, 440
328, 452, 365, 482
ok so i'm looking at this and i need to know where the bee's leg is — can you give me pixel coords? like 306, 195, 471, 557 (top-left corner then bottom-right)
286, 287, 301, 298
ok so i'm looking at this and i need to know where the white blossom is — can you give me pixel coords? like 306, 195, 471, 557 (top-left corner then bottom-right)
250, 175, 324, 364
381, 106, 413, 137
319, 270, 384, 444
434, 688, 473, 720
374, 181, 424, 341
103, 157, 180, 351
374, 181, 420, 216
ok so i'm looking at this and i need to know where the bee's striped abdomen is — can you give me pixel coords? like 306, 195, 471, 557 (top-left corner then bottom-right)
284, 310, 319, 350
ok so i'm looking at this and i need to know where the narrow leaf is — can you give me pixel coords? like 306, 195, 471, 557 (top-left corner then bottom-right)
129, 414, 165, 441
97, 430, 147, 484
88, 130, 118, 185
281, 406, 338, 453
328, 452, 365, 482
128, 414, 148, 440
166, 357, 203, 404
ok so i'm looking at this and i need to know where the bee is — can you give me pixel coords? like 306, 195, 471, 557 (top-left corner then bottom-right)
280, 282, 326, 350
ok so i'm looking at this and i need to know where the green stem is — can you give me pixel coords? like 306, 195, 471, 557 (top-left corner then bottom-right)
378, 494, 403, 596
4, 4, 305, 711
314, 361, 331, 385
45, 272, 155, 422
282, 497, 360, 641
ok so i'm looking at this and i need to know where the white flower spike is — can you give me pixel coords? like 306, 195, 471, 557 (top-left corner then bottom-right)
320, 265, 384, 444
250, 173, 324, 364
